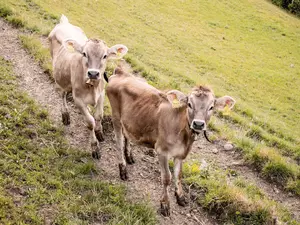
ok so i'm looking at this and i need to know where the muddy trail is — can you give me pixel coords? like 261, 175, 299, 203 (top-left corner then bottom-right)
0, 18, 299, 224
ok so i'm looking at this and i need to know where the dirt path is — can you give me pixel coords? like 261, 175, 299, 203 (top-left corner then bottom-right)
1, 18, 299, 224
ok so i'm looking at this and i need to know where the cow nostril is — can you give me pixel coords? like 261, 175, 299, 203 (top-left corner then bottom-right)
192, 121, 205, 130
88, 71, 100, 79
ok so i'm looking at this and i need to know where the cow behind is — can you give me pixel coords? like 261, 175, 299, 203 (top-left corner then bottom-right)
49, 15, 128, 158
106, 65, 235, 216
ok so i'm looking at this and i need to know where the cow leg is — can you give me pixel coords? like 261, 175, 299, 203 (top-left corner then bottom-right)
112, 117, 127, 180
174, 158, 187, 206
124, 137, 135, 164
61, 91, 70, 125
94, 90, 105, 142
74, 97, 100, 159
158, 153, 171, 217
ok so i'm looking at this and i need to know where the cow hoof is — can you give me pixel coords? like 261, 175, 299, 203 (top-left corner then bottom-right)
160, 202, 170, 217
62, 112, 70, 125
119, 164, 128, 180
92, 151, 101, 159
175, 193, 188, 207
125, 153, 135, 165
95, 130, 104, 142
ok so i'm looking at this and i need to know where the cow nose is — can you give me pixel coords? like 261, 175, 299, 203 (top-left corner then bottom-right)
88, 71, 100, 79
192, 120, 205, 131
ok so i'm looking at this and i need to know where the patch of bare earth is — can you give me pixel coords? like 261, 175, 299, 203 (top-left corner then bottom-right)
1, 18, 299, 224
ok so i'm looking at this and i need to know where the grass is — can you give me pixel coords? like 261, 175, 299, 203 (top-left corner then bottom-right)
19, 34, 52, 75
210, 114, 300, 195
1, 0, 300, 221
180, 161, 299, 225
0, 57, 157, 224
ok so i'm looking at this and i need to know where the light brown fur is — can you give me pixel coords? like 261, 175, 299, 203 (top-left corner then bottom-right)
106, 66, 235, 216
49, 16, 127, 158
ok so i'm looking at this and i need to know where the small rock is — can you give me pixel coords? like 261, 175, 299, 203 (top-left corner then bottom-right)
187, 213, 191, 218
199, 159, 208, 170
288, 192, 293, 197
290, 64, 294, 68
231, 161, 243, 166
192, 209, 198, 213
224, 143, 234, 151
274, 187, 280, 194
212, 148, 219, 154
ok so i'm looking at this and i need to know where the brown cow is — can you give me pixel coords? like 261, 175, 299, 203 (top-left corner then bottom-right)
106, 65, 235, 216
49, 15, 128, 158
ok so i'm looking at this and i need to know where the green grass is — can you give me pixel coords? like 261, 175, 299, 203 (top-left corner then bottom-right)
0, 57, 157, 224
19, 34, 52, 75
1, 0, 300, 221
178, 161, 299, 225
210, 115, 300, 194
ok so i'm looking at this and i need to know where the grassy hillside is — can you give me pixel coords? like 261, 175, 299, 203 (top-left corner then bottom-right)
1, 0, 300, 223
10, 0, 300, 139
1, 0, 299, 193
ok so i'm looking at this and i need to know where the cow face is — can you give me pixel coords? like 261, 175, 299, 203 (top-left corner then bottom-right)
167, 87, 235, 133
188, 86, 235, 132
64, 39, 128, 80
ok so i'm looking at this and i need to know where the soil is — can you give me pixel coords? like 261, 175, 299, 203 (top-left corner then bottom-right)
0, 18, 299, 224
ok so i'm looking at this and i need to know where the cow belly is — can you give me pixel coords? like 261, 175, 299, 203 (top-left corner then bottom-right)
122, 123, 156, 148
54, 69, 72, 91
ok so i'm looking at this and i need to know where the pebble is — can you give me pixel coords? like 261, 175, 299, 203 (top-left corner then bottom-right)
224, 143, 234, 151
187, 213, 191, 218
274, 187, 280, 194
212, 148, 219, 154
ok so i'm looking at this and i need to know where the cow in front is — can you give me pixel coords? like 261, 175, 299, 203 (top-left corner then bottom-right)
106, 65, 235, 216
49, 15, 128, 158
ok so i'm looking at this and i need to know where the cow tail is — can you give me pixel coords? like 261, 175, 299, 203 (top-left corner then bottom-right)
104, 71, 109, 83
60, 14, 69, 24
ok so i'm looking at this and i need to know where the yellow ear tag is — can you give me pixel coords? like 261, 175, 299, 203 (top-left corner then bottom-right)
222, 104, 231, 116
172, 98, 181, 108
67, 42, 75, 52
116, 48, 123, 58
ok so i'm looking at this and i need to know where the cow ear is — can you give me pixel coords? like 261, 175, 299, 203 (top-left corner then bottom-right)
166, 90, 188, 108
215, 96, 236, 110
108, 44, 128, 59
63, 39, 84, 53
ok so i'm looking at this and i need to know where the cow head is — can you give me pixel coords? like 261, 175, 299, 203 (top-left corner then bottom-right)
63, 38, 128, 80
167, 86, 235, 133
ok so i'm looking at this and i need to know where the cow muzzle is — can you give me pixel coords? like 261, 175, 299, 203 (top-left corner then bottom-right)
87, 69, 100, 80
190, 119, 206, 132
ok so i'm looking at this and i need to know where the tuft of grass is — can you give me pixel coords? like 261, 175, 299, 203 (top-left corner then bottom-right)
182, 162, 298, 225
0, 5, 12, 17
19, 34, 52, 75
0, 57, 157, 224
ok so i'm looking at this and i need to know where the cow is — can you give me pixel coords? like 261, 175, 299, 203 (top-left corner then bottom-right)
106, 65, 235, 216
48, 15, 128, 159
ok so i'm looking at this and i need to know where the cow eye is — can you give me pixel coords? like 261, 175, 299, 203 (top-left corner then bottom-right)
209, 106, 214, 111
82, 52, 87, 57
103, 54, 107, 59
188, 103, 192, 109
